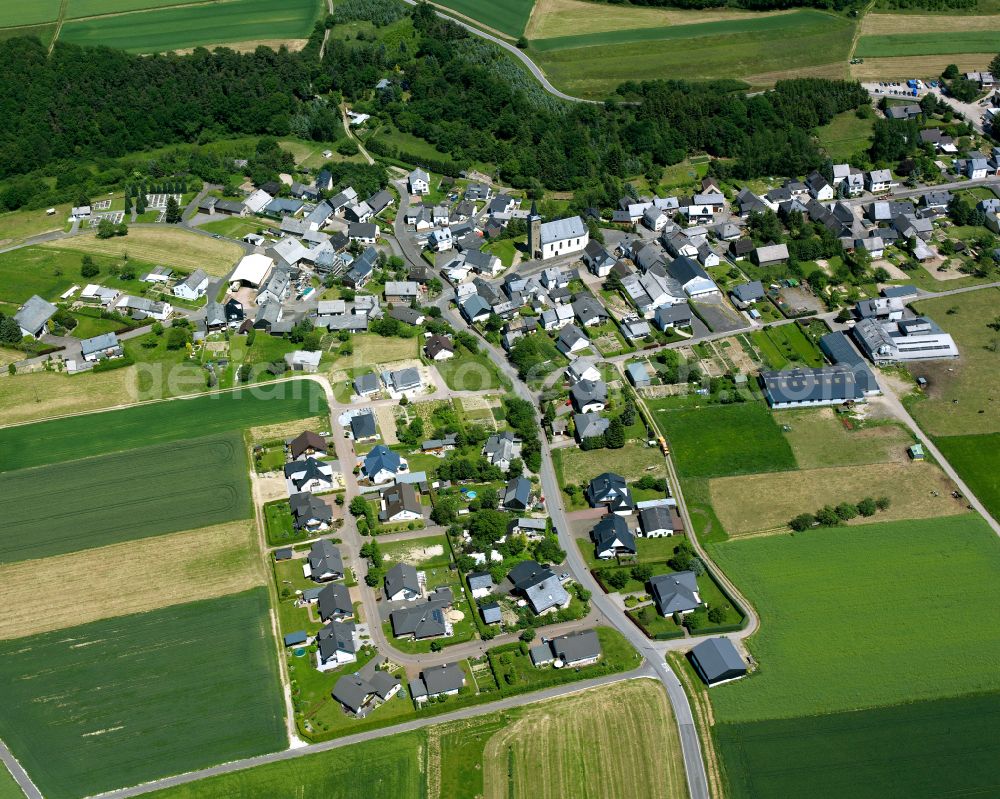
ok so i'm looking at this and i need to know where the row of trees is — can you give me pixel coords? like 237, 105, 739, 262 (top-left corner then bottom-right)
789, 496, 891, 531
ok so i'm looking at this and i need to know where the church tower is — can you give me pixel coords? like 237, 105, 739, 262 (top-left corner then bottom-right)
527, 201, 541, 259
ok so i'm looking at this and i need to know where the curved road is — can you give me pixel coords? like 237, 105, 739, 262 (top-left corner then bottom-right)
399, 0, 599, 105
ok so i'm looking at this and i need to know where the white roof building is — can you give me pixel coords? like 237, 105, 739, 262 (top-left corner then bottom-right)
231, 254, 274, 287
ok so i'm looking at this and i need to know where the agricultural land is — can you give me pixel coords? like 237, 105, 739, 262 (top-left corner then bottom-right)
0, 588, 286, 799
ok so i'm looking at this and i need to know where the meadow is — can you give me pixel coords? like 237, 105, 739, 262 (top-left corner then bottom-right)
716, 691, 1000, 799
41, 226, 242, 275
528, 10, 853, 96
750, 323, 824, 369
0, 204, 70, 247
814, 111, 875, 162
146, 731, 425, 799
66, 0, 231, 19
0, 0, 61, 27
552, 438, 667, 486
775, 410, 912, 469
934, 432, 1000, 522
197, 216, 276, 240
651, 401, 796, 479
709, 460, 965, 534
0, 245, 153, 304
855, 30, 1000, 57
708, 515, 1000, 723
0, 588, 285, 799
906, 288, 1000, 437
59, 0, 323, 52
0, 432, 251, 561
0, 520, 261, 638
436, 351, 505, 391
433, 0, 535, 37
0, 380, 327, 471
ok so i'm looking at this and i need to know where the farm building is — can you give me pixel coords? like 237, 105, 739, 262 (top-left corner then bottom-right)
760, 367, 866, 409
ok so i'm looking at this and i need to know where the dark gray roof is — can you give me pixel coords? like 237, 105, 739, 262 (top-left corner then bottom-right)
591, 514, 636, 555
655, 304, 693, 328
354, 372, 379, 394
639, 505, 674, 534
587, 472, 628, 505
333, 674, 374, 712
570, 379, 607, 411
760, 366, 863, 406
650, 571, 700, 615
421, 662, 465, 695
389, 588, 454, 638
572, 295, 608, 323
80, 332, 120, 357
467, 572, 494, 592
524, 573, 570, 614
508, 560, 548, 591
819, 332, 878, 395
502, 476, 532, 510
731, 281, 764, 303
317, 620, 356, 660
368, 670, 401, 699
667, 255, 709, 285
14, 295, 57, 334
690, 637, 747, 684
284, 457, 332, 491
379, 482, 421, 521
318, 583, 352, 620
481, 602, 502, 624
283, 630, 307, 646
385, 562, 420, 598
291, 494, 334, 530
575, 413, 609, 439
350, 411, 377, 440
306, 538, 342, 576
551, 629, 602, 664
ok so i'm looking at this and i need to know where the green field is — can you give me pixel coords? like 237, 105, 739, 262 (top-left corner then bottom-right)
59, 0, 323, 52
716, 691, 1000, 799
652, 401, 796, 479
436, 351, 505, 391
0, 380, 327, 472
0, 589, 285, 799
935, 433, 1000, 522
708, 515, 1000, 723
814, 110, 876, 163
856, 30, 1000, 57
198, 216, 276, 240
751, 324, 824, 370
529, 10, 853, 97
0, 765, 21, 799
0, 0, 62, 27
433, 0, 534, 37
0, 245, 152, 304
146, 731, 424, 799
66, 0, 227, 19
0, 432, 251, 561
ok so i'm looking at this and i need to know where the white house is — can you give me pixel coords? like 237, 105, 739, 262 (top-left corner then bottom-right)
408, 168, 430, 195
428, 227, 453, 253
316, 621, 358, 671
172, 269, 209, 301
967, 157, 990, 180
866, 170, 894, 193
537, 215, 589, 261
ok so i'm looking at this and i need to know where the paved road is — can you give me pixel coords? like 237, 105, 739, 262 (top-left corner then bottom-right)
93, 666, 656, 799
0, 742, 41, 799
399, 0, 596, 105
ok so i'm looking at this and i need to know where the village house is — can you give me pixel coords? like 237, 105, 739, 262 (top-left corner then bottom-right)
290, 493, 334, 532
284, 457, 335, 494
172, 269, 209, 301
389, 587, 455, 640
689, 637, 747, 687
316, 620, 358, 671
410, 662, 466, 703
508, 561, 570, 615
304, 539, 344, 581
331, 669, 400, 715
586, 472, 635, 515
530, 629, 602, 668
80, 332, 122, 362
350, 411, 378, 443
639, 506, 675, 538
649, 571, 702, 616
363, 445, 409, 484
379, 482, 423, 524
318, 582, 353, 622
501, 477, 533, 512
483, 431, 521, 471
408, 168, 430, 195
591, 514, 637, 560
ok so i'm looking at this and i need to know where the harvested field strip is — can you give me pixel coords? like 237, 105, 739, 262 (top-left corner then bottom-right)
0, 589, 286, 799
850, 53, 994, 80
58, 0, 322, 53
0, 520, 261, 639
40, 227, 242, 275
855, 31, 1000, 57
481, 679, 687, 799
0, 432, 251, 561
0, 380, 327, 471
716, 692, 1000, 799
709, 460, 965, 535
531, 9, 835, 51
708, 515, 1000, 723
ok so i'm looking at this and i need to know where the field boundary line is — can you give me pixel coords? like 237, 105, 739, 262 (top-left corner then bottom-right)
63, 0, 245, 24
49, 0, 69, 52
849, 0, 876, 61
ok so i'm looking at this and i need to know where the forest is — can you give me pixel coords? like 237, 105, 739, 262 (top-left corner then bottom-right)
0, 2, 871, 213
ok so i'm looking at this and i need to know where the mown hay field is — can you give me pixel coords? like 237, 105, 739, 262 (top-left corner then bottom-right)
855, 30, 1000, 57
59, 0, 323, 53
41, 226, 243, 275
861, 11, 1000, 34
709, 460, 966, 535
773, 409, 912, 469
716, 691, 1000, 799
0, 379, 327, 471
480, 679, 686, 799
708, 515, 1000, 723
0, 432, 251, 561
0, 520, 262, 638
850, 52, 994, 79
651, 401, 796, 480
0, 589, 286, 799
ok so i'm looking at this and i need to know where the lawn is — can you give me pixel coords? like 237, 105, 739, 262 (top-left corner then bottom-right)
41, 226, 243, 275
710, 460, 965, 535
651, 401, 796, 479
71, 312, 128, 338
905, 288, 1000, 437
855, 30, 1000, 57
716, 691, 1000, 799
436, 350, 505, 391
478, 679, 686, 799
774, 408, 913, 469
0, 245, 150, 304
0, 0, 61, 27
0, 588, 286, 799
0, 765, 20, 799
0, 520, 261, 639
381, 534, 451, 567
0, 432, 252, 561
60, 0, 323, 51
433, 0, 535, 37
0, 203, 70, 245
529, 9, 853, 97
485, 238, 519, 267
197, 216, 276, 240
814, 110, 875, 162
0, 379, 327, 470
552, 440, 667, 486
935, 432, 1000, 522
750, 323, 824, 369
708, 514, 1000, 723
